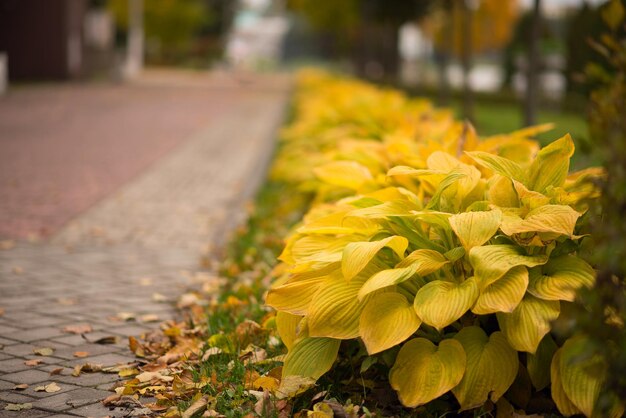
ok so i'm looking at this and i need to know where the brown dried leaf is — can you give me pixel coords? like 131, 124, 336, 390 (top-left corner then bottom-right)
129, 336, 146, 357
182, 397, 208, 418
63, 324, 93, 334
49, 368, 64, 376
24, 359, 43, 366
34, 383, 61, 393
13, 384, 28, 390
4, 403, 32, 411
0, 240, 15, 250
139, 314, 160, 323
0, 308, 4, 316
32, 347, 54, 356
73, 351, 89, 358
92, 335, 118, 345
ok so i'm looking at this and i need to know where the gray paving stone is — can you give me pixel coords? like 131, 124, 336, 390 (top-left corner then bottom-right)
69, 401, 130, 418
22, 382, 83, 399
44, 344, 119, 361
0, 390, 36, 403
0, 380, 15, 391
0, 405, 50, 418
51, 372, 122, 388
2, 369, 52, 385
63, 353, 134, 368
34, 388, 111, 412
7, 327, 68, 344
0, 358, 31, 373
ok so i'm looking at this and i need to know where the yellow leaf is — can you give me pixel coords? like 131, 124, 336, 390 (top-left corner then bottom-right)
497, 295, 560, 353
342, 236, 408, 281
389, 338, 466, 408
276, 312, 303, 350
472, 266, 529, 315
348, 199, 421, 219
527, 255, 595, 302
313, 160, 373, 190
452, 327, 518, 411
527, 134, 575, 193
466, 151, 526, 183
253, 376, 280, 392
359, 292, 421, 354
358, 249, 448, 299
469, 245, 548, 289
282, 337, 340, 380
527, 334, 557, 391
551, 348, 583, 417
488, 175, 519, 207
413, 278, 479, 330
449, 210, 502, 250
500, 205, 581, 238
266, 276, 328, 316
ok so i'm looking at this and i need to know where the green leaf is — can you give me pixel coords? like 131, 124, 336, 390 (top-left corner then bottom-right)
313, 160, 373, 190
472, 266, 529, 315
527, 255, 595, 302
282, 337, 340, 380
469, 245, 548, 289
360, 292, 421, 354
466, 151, 526, 183
342, 236, 408, 281
358, 249, 448, 299
497, 295, 560, 353
449, 209, 502, 250
527, 134, 575, 193
413, 278, 479, 330
452, 327, 518, 411
389, 338, 466, 408
527, 334, 557, 391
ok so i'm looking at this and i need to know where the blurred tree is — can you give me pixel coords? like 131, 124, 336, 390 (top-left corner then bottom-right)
108, 0, 212, 64
524, 0, 541, 126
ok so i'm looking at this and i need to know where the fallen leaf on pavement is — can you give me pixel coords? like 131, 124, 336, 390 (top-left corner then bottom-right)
91, 335, 118, 345
116, 312, 136, 321
4, 403, 32, 411
139, 277, 153, 286
57, 298, 78, 306
0, 308, 4, 316
182, 397, 208, 418
34, 383, 61, 393
12, 266, 23, 274
13, 384, 28, 390
152, 292, 167, 302
63, 324, 92, 334
32, 347, 54, 356
0, 240, 15, 250
72, 363, 103, 377
139, 314, 159, 323
73, 351, 89, 358
49, 368, 64, 375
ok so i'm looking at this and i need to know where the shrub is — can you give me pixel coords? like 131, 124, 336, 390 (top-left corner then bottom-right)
266, 71, 618, 416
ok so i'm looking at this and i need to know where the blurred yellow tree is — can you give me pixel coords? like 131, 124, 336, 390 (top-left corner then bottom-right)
433, 0, 520, 56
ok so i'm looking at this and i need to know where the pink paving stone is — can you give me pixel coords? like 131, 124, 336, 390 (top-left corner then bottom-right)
0, 82, 238, 239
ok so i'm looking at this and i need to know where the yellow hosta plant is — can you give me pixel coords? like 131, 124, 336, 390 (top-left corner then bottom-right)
266, 70, 614, 416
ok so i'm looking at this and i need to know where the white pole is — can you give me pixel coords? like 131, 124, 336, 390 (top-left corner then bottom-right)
0, 53, 7, 95
125, 0, 144, 78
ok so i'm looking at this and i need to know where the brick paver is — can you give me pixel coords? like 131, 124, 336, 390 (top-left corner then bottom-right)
0, 70, 291, 416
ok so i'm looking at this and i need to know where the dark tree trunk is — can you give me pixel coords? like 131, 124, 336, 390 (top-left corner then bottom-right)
460, 0, 474, 124
524, 0, 541, 126
438, 0, 454, 106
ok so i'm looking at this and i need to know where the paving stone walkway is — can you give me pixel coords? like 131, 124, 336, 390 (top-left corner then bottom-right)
0, 70, 291, 417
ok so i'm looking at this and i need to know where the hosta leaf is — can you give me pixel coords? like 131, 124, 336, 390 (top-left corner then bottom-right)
472, 266, 529, 315
559, 335, 607, 417
313, 160, 373, 190
359, 249, 448, 299
551, 347, 583, 416
527, 334, 557, 391
466, 151, 526, 183
452, 327, 518, 410
469, 245, 548, 288
449, 210, 502, 250
342, 236, 408, 281
527, 255, 595, 302
488, 175, 519, 207
276, 312, 303, 350
308, 274, 376, 339
500, 205, 581, 237
527, 134, 575, 193
497, 294, 560, 353
389, 338, 466, 408
413, 278, 479, 330
266, 277, 328, 315
348, 200, 421, 219
282, 337, 340, 380
411, 211, 453, 230
360, 292, 421, 354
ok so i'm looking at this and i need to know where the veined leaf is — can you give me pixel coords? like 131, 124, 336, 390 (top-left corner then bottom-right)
348, 200, 421, 219
266, 276, 328, 315
282, 337, 340, 380
276, 312, 303, 350
527, 134, 575, 193
389, 338, 466, 408
452, 327, 518, 410
411, 210, 453, 230
551, 347, 583, 417
488, 175, 519, 207
472, 266, 528, 315
527, 334, 557, 391
358, 249, 448, 299
497, 295, 560, 353
413, 278, 479, 330
449, 210, 502, 250
527, 255, 595, 302
466, 151, 526, 183
342, 236, 408, 281
360, 292, 421, 354
500, 205, 581, 238
469, 245, 548, 289
313, 160, 373, 190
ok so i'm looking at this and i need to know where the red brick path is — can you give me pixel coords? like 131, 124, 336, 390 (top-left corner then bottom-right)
0, 81, 237, 239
